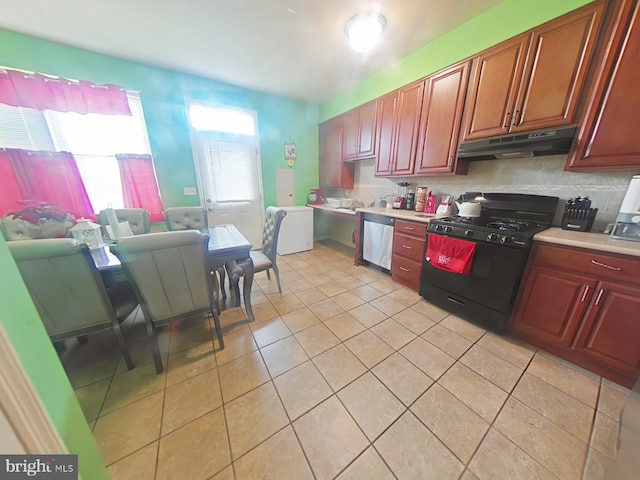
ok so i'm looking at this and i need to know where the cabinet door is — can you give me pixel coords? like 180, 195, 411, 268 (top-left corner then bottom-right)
573, 282, 640, 376
415, 61, 470, 175
357, 101, 377, 158
513, 1, 605, 132
391, 80, 424, 176
567, 0, 640, 170
375, 92, 397, 176
461, 34, 530, 141
319, 126, 350, 189
510, 265, 596, 347
343, 110, 359, 160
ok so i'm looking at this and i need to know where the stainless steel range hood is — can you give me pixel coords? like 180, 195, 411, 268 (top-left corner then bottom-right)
458, 127, 576, 161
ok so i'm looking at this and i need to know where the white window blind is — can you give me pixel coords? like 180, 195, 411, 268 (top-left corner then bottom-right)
46, 92, 152, 155
0, 104, 55, 150
74, 155, 125, 211
208, 140, 253, 202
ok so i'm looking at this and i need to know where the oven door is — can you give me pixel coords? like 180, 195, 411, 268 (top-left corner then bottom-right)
420, 233, 528, 313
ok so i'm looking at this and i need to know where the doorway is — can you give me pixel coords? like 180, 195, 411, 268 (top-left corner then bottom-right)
188, 102, 265, 248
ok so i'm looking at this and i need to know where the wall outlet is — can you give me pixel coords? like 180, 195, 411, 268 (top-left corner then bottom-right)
183, 187, 197, 196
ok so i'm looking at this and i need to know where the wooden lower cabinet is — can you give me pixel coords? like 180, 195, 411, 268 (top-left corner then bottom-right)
511, 242, 640, 387
391, 220, 427, 291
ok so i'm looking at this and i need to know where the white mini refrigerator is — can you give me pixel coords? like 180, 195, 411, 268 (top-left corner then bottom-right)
277, 206, 313, 255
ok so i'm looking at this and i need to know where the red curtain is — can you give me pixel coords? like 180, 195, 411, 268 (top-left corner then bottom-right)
0, 68, 131, 116
116, 154, 164, 223
0, 150, 23, 217
15, 150, 95, 220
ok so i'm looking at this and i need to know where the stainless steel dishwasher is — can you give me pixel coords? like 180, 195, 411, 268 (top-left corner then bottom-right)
359, 213, 394, 272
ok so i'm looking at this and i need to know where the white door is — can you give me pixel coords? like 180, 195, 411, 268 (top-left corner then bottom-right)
275, 169, 295, 206
193, 131, 264, 248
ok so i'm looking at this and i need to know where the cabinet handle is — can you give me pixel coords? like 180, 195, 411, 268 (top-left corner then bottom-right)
514, 109, 521, 126
503, 111, 512, 128
401, 244, 413, 250
400, 266, 410, 272
591, 260, 622, 271
403, 226, 415, 231
594, 288, 604, 306
580, 285, 589, 302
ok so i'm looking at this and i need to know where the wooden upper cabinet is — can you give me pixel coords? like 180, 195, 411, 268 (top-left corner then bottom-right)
390, 80, 424, 176
319, 119, 353, 189
343, 101, 377, 160
415, 61, 470, 175
567, 0, 640, 170
374, 92, 397, 176
462, 34, 530, 140
462, 1, 605, 141
514, 1, 605, 132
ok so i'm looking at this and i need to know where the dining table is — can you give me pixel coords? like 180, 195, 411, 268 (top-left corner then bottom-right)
90, 224, 256, 322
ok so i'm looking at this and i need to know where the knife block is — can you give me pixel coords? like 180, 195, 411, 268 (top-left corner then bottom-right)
561, 208, 598, 232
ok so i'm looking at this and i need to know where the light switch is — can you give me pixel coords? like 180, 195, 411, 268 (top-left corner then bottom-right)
183, 187, 197, 196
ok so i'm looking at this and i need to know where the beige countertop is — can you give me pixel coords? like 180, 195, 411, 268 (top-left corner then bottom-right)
355, 206, 441, 223
534, 227, 640, 258
308, 204, 357, 217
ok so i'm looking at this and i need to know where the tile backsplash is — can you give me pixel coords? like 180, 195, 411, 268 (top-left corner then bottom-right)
329, 156, 636, 232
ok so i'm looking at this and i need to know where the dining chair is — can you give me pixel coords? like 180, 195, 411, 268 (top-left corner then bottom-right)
7, 238, 137, 369
164, 206, 208, 231
113, 230, 224, 374
96, 208, 151, 235
164, 206, 227, 301
227, 206, 287, 306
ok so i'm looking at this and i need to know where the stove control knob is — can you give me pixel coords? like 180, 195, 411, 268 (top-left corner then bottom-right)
434, 225, 444, 232
487, 233, 498, 241
444, 226, 453, 233
500, 236, 513, 244
464, 230, 474, 237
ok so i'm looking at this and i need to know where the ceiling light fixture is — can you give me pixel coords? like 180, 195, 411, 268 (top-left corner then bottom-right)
345, 12, 387, 53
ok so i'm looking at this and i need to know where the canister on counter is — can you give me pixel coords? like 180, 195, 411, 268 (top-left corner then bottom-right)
415, 186, 427, 211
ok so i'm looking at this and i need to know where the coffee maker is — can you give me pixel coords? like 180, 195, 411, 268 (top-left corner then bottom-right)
611, 175, 640, 242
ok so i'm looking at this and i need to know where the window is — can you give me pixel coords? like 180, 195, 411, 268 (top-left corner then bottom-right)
0, 92, 154, 213
207, 140, 254, 202
188, 104, 255, 136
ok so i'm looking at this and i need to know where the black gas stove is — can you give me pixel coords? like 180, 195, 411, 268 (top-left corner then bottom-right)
420, 193, 559, 333
428, 193, 559, 249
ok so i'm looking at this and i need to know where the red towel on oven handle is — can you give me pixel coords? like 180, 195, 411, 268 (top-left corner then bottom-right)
425, 234, 477, 274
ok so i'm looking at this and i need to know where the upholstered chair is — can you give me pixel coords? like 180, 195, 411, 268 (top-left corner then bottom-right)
228, 207, 287, 306
8, 238, 137, 369
113, 230, 224, 374
164, 206, 227, 301
164, 207, 208, 231
97, 208, 151, 235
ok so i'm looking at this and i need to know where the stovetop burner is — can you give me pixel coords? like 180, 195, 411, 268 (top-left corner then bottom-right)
436, 216, 541, 233
485, 220, 532, 232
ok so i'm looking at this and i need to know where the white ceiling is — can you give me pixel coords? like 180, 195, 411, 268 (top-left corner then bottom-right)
0, 0, 502, 104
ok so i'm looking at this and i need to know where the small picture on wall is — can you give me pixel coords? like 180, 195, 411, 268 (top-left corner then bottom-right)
285, 141, 296, 167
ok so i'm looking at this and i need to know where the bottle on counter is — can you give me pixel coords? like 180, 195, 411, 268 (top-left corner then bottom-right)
415, 186, 427, 212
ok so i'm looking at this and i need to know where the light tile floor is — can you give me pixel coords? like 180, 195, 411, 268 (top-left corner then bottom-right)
62, 240, 640, 480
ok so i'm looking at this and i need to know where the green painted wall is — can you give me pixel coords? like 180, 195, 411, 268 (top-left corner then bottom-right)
320, 0, 593, 121
0, 29, 319, 209
0, 236, 108, 479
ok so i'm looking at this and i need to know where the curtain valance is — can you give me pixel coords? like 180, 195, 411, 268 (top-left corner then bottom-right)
0, 69, 131, 116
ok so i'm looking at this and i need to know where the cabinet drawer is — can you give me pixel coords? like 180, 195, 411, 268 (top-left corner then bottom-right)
533, 244, 640, 286
395, 220, 427, 238
393, 233, 426, 262
391, 254, 423, 285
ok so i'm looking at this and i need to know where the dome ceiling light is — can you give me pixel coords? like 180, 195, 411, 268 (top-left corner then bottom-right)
345, 12, 387, 53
